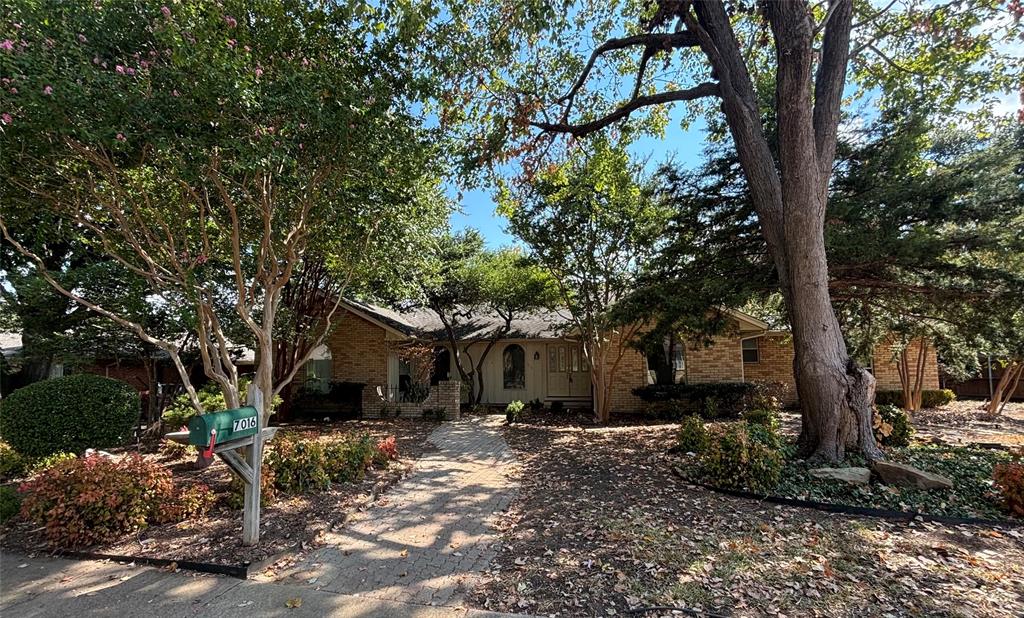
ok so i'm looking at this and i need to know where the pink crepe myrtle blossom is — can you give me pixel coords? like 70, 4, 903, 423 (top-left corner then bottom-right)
223, 15, 237, 28
78, 34, 87, 43
43, 85, 53, 95
160, 6, 171, 18
9, 87, 17, 94
254, 66, 263, 78
1, 113, 12, 125
116, 64, 125, 74
0, 40, 14, 52
115, 132, 126, 142
171, 89, 179, 97
125, 67, 136, 75
227, 39, 236, 49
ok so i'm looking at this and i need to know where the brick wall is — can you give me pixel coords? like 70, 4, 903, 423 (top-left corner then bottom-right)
685, 335, 745, 383
871, 339, 940, 392
365, 380, 461, 420
603, 328, 648, 414
741, 334, 798, 403
326, 311, 390, 417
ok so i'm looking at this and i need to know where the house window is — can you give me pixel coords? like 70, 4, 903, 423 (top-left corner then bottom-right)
303, 358, 332, 393
503, 344, 525, 389
742, 338, 760, 364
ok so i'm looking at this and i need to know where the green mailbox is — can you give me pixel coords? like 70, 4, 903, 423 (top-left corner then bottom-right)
188, 406, 260, 451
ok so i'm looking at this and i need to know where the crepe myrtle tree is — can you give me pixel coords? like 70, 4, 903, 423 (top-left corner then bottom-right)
500, 140, 672, 423
414, 229, 559, 404
0, 0, 441, 424
434, 0, 1020, 461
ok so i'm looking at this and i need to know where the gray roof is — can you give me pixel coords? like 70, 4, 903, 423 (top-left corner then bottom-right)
345, 300, 575, 341
1, 332, 22, 358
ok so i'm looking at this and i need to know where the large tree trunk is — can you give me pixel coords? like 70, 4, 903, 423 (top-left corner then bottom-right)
689, 0, 882, 463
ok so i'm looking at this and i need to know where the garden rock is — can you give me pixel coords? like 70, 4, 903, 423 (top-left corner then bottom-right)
872, 461, 953, 490
808, 466, 871, 485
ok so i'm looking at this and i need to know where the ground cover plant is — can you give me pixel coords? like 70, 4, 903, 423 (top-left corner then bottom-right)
473, 423, 1024, 617
0, 419, 437, 565
671, 412, 1022, 523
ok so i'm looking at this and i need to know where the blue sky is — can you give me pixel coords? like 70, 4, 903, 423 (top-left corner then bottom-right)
448, 107, 711, 249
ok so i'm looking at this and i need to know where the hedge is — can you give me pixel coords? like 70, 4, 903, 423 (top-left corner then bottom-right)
0, 374, 139, 457
875, 389, 956, 409
633, 382, 758, 419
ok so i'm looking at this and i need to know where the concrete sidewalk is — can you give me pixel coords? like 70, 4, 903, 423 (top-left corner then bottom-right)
0, 552, 523, 617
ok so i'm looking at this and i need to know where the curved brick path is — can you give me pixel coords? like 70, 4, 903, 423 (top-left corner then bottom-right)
278, 414, 518, 608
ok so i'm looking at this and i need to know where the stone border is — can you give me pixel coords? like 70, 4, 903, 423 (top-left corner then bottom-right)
670, 465, 1023, 529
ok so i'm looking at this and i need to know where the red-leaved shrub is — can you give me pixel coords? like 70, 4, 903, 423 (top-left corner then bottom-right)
18, 454, 209, 547
993, 462, 1024, 517
375, 435, 399, 462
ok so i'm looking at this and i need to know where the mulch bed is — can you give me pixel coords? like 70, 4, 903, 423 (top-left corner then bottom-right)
0, 419, 437, 568
471, 424, 1024, 617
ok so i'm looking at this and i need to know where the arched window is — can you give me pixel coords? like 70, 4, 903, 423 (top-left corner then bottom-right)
503, 344, 525, 389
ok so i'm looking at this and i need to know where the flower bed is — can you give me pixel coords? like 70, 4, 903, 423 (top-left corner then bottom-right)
0, 419, 437, 566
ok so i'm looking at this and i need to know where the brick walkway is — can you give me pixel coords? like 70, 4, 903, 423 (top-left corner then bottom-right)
278, 414, 517, 608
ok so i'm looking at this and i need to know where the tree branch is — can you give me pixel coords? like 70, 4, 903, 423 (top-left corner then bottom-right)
813, 0, 854, 178
533, 82, 720, 137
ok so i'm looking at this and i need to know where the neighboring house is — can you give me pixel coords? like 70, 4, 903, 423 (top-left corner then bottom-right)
313, 301, 941, 417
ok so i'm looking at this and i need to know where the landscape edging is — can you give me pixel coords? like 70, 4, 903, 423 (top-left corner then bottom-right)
52, 549, 249, 578
670, 465, 1023, 529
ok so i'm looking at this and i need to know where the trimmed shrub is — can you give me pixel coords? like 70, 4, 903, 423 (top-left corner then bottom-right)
325, 434, 376, 483
676, 416, 709, 455
644, 400, 689, 421
374, 435, 399, 466
421, 407, 448, 421
0, 374, 139, 457
158, 482, 216, 524
700, 424, 781, 493
993, 463, 1024, 517
265, 432, 331, 494
744, 409, 782, 450
0, 441, 28, 481
0, 485, 20, 523
633, 382, 781, 419
28, 452, 77, 476
505, 400, 525, 423
18, 454, 188, 547
922, 389, 956, 409
228, 464, 277, 509
875, 389, 956, 409
874, 404, 914, 447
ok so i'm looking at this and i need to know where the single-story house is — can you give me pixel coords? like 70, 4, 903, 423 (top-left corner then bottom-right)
309, 301, 940, 418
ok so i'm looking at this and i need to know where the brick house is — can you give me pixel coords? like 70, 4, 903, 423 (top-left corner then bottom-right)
313, 302, 940, 417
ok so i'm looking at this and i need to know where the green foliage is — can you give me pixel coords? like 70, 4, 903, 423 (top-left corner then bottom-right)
993, 463, 1024, 517
265, 433, 332, 494
675, 416, 709, 455
0, 442, 28, 481
28, 452, 77, 476
18, 454, 207, 547
228, 464, 276, 510
875, 389, 956, 410
265, 432, 380, 493
0, 374, 138, 457
162, 377, 283, 429
874, 404, 914, 448
634, 382, 766, 419
0, 485, 20, 524
700, 424, 781, 494
776, 444, 1017, 521
744, 410, 783, 450
505, 400, 525, 423
644, 400, 689, 421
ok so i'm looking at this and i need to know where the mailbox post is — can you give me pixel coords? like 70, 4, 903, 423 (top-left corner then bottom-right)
179, 387, 272, 546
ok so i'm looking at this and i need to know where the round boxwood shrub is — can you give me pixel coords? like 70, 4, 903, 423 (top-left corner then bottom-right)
0, 374, 139, 457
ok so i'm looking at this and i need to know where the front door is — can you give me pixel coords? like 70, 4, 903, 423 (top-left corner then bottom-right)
547, 343, 591, 398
